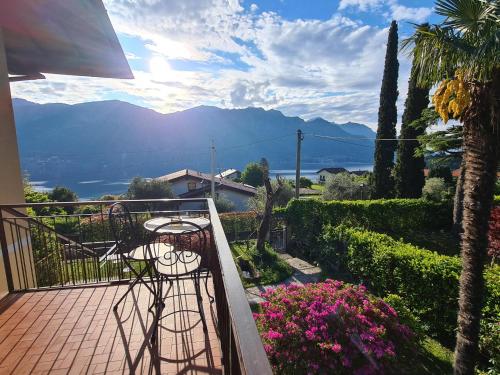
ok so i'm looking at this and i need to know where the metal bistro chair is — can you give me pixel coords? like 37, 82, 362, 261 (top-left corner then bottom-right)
108, 202, 173, 311
149, 220, 209, 344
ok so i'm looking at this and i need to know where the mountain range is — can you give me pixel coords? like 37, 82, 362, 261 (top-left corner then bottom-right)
13, 99, 375, 186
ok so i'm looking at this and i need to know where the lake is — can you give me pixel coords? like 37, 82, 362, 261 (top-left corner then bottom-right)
32, 164, 373, 200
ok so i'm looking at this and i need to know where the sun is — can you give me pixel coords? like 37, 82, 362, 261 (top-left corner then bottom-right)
149, 56, 173, 81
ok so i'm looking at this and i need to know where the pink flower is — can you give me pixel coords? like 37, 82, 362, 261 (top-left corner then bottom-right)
267, 330, 283, 340
255, 280, 415, 373
332, 343, 342, 353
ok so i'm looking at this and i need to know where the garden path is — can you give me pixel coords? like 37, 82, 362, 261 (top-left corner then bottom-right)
245, 253, 322, 305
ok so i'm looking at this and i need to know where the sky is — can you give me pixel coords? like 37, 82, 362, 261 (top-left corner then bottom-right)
11, 0, 440, 129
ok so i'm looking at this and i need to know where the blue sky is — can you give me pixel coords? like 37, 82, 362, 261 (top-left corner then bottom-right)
11, 0, 439, 129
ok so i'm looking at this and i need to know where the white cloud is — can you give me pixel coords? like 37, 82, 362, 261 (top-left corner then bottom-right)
390, 3, 432, 22
338, 0, 432, 23
338, 0, 383, 12
11, 0, 419, 129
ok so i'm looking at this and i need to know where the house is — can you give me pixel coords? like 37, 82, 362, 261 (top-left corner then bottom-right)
157, 169, 256, 211
316, 167, 348, 183
216, 168, 241, 180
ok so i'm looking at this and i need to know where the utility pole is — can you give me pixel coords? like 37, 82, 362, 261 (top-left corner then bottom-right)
295, 129, 303, 199
210, 140, 216, 200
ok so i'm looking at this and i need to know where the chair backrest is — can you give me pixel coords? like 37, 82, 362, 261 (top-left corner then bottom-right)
108, 202, 140, 254
149, 219, 208, 268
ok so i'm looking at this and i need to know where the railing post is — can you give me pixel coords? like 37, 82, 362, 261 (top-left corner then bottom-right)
0, 209, 14, 292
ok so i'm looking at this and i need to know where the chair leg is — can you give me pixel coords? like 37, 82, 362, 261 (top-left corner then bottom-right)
151, 276, 163, 345
194, 271, 208, 333
203, 271, 215, 303
114, 266, 151, 311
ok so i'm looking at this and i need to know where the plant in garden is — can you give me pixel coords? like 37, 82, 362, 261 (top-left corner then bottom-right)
402, 1, 500, 371
323, 173, 363, 201
488, 207, 500, 263
394, 55, 430, 199
254, 280, 415, 374
241, 162, 265, 187
422, 177, 449, 202
373, 20, 399, 199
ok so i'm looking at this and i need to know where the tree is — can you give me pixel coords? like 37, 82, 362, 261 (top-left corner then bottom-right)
256, 159, 283, 253
422, 177, 449, 201
248, 180, 294, 213
323, 173, 364, 201
403, 2, 500, 372
394, 57, 430, 198
126, 177, 174, 199
241, 162, 265, 187
49, 186, 78, 203
428, 166, 453, 184
49, 186, 78, 214
214, 194, 235, 213
373, 20, 399, 199
299, 177, 313, 189
415, 109, 465, 232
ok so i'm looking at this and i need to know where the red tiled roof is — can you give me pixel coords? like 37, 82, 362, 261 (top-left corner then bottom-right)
157, 169, 256, 195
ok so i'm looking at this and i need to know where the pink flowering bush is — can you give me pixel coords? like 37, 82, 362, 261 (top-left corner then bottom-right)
254, 280, 415, 374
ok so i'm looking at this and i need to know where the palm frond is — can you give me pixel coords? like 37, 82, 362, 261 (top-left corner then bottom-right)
403, 0, 499, 86
435, 0, 491, 32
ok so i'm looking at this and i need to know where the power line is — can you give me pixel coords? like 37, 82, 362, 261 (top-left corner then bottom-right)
306, 134, 419, 141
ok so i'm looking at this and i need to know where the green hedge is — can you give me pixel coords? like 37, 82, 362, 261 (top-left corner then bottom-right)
283, 198, 452, 257
322, 225, 499, 347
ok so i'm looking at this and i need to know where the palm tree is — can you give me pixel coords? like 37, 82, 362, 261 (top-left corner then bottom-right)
403, 1, 499, 374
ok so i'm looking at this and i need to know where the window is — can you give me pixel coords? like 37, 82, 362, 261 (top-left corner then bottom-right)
187, 182, 196, 191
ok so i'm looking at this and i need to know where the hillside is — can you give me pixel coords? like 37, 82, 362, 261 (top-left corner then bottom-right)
13, 99, 375, 184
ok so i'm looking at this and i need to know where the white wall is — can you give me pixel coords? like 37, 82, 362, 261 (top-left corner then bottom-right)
218, 188, 252, 212
318, 171, 333, 183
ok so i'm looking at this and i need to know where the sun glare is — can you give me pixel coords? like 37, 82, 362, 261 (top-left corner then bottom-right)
149, 56, 173, 81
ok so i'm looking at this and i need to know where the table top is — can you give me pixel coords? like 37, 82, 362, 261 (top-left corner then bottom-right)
143, 216, 211, 234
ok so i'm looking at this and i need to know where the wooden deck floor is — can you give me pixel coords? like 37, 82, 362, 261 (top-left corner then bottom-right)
0, 280, 221, 374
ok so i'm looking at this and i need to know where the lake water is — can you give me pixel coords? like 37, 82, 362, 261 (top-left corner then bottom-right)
32, 164, 373, 200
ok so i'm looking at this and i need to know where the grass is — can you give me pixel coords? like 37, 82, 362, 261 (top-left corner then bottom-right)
230, 240, 293, 288
400, 337, 453, 374
311, 184, 324, 191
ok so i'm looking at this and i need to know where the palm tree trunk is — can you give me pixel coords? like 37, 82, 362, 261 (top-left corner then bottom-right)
453, 158, 466, 235
454, 73, 500, 375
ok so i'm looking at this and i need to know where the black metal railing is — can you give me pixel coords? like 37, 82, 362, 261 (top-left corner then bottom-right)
0, 198, 272, 374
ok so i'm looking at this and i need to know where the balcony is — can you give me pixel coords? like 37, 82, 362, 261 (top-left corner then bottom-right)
0, 198, 272, 374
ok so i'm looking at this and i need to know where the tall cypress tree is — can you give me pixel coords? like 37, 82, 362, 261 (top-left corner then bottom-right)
373, 20, 399, 199
394, 60, 430, 198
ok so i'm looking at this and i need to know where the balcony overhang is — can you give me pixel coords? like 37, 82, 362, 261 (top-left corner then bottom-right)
0, 0, 133, 79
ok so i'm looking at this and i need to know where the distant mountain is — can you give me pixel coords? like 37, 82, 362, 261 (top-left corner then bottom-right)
13, 99, 375, 184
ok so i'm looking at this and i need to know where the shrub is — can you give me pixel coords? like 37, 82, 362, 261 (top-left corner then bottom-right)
480, 265, 500, 372
126, 177, 174, 199
322, 225, 499, 347
323, 173, 364, 201
214, 194, 235, 213
428, 166, 453, 184
299, 176, 313, 188
422, 177, 449, 201
219, 212, 259, 240
248, 180, 294, 213
488, 206, 500, 262
254, 280, 416, 374
283, 198, 452, 256
241, 162, 264, 187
